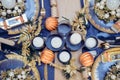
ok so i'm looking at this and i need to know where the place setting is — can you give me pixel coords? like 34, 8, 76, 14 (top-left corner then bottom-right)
0, 0, 120, 80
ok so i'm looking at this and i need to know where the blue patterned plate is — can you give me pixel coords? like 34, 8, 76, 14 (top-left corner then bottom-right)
91, 48, 120, 80
85, 0, 118, 33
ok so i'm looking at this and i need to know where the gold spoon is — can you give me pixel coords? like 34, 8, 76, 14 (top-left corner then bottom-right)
41, 0, 46, 17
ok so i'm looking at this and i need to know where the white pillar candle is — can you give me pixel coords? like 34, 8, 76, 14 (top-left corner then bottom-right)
33, 37, 44, 48
85, 37, 97, 49
59, 51, 71, 63
51, 37, 62, 48
70, 33, 82, 45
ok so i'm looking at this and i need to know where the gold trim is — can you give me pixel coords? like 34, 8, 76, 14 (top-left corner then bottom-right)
85, 0, 115, 33
91, 48, 120, 80
5, 54, 41, 80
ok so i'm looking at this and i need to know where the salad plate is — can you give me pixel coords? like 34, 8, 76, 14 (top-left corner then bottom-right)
85, 0, 120, 33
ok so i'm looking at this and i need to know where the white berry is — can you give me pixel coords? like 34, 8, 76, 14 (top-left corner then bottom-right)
96, 3, 100, 7
100, 1, 105, 5
1, 12, 6, 16
116, 9, 120, 13
7, 10, 11, 14
13, 10, 17, 14
111, 11, 116, 15
15, 6, 19, 10
99, 5, 104, 9
18, 9, 22, 13
116, 13, 120, 17
104, 14, 109, 18
111, 75, 116, 79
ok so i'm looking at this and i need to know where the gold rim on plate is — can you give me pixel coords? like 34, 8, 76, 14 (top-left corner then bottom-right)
91, 48, 120, 80
85, 0, 115, 33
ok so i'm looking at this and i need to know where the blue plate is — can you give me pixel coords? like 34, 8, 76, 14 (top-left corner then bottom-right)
0, 0, 39, 21
65, 33, 84, 51
0, 59, 24, 71
57, 23, 72, 36
86, 0, 117, 33
45, 34, 65, 51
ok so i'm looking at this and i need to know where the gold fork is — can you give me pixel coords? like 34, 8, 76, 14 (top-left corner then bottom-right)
41, 0, 46, 17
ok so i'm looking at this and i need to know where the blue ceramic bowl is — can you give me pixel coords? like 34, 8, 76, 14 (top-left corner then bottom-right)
57, 50, 72, 64
65, 33, 84, 51
45, 34, 65, 51
57, 20, 72, 37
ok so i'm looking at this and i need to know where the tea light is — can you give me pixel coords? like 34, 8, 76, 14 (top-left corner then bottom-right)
70, 33, 82, 45
85, 37, 98, 49
51, 37, 62, 48
32, 37, 44, 49
58, 50, 71, 64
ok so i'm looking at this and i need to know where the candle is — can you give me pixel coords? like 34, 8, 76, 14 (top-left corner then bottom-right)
58, 50, 71, 63
33, 37, 44, 48
51, 37, 62, 48
70, 33, 82, 45
85, 37, 97, 49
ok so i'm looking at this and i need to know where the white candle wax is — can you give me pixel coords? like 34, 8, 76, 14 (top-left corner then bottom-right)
70, 33, 82, 45
33, 37, 44, 48
51, 37, 62, 48
85, 37, 97, 49
59, 51, 70, 63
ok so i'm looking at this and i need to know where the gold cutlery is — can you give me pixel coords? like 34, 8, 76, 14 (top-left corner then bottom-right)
41, 0, 46, 17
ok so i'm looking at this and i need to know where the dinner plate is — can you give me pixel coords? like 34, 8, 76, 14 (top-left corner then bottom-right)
0, 0, 40, 34
91, 48, 120, 80
85, 0, 118, 33
0, 54, 41, 80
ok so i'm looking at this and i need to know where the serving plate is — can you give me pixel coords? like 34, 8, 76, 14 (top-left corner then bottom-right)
85, 0, 119, 33
0, 0, 40, 35
91, 48, 120, 80
0, 54, 40, 80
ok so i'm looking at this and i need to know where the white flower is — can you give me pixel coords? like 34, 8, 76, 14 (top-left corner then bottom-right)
21, 71, 26, 75
111, 10, 116, 15
15, 6, 19, 10
96, 3, 100, 7
116, 65, 120, 69
22, 75, 26, 79
104, 14, 109, 18
102, 0, 106, 2
9, 71, 14, 77
13, 10, 17, 14
17, 0, 23, 3
6, 78, 11, 80
17, 75, 22, 79
18, 9, 22, 13
99, 5, 104, 9
111, 75, 116, 79
1, 12, 6, 16
116, 9, 120, 13
7, 10, 11, 14
100, 1, 105, 5
116, 13, 120, 17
